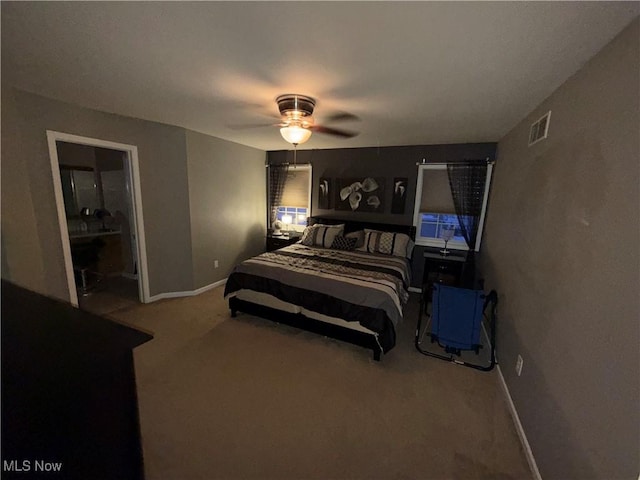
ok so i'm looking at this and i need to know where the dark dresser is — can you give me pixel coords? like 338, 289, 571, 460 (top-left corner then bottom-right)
1, 280, 152, 479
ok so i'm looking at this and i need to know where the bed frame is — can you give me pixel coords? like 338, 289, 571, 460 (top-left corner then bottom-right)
229, 216, 416, 361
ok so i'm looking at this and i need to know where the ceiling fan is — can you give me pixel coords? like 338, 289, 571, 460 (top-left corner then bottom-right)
231, 94, 359, 146
275, 94, 359, 145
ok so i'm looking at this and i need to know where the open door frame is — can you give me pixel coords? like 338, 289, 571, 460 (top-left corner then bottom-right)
46, 130, 150, 307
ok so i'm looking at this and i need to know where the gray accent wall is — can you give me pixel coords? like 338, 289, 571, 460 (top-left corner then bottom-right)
268, 143, 497, 286
185, 130, 266, 290
1, 87, 267, 301
481, 18, 639, 480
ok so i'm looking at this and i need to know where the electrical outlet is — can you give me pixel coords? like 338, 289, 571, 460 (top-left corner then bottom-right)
516, 355, 523, 376
214, 260, 219, 269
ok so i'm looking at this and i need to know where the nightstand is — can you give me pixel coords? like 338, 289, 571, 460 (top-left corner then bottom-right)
422, 247, 471, 299
266, 233, 301, 252
423, 248, 468, 283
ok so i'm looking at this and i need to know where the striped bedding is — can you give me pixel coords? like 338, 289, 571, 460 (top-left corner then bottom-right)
223, 243, 411, 352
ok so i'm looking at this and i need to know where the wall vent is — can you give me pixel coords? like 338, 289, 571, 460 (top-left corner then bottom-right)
528, 111, 551, 146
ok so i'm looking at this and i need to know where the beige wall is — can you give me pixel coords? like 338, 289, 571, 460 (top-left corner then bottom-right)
1, 88, 194, 299
185, 130, 266, 289
1, 88, 269, 300
482, 18, 639, 479
1, 88, 47, 294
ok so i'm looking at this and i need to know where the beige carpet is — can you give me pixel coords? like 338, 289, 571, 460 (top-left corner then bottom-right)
109, 286, 532, 480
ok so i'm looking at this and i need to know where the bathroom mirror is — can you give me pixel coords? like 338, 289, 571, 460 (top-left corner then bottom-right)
60, 166, 101, 217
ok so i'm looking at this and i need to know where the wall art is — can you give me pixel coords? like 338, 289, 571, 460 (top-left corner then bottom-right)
391, 177, 408, 214
335, 177, 385, 212
318, 177, 332, 209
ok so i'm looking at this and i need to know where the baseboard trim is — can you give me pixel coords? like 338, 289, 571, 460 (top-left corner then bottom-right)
147, 278, 227, 303
497, 365, 543, 480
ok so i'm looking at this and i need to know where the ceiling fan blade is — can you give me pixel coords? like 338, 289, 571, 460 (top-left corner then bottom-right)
310, 125, 359, 138
323, 112, 361, 123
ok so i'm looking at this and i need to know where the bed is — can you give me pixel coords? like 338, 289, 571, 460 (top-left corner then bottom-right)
224, 217, 415, 360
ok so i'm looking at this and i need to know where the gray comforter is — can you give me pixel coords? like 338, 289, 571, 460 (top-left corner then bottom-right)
224, 243, 411, 351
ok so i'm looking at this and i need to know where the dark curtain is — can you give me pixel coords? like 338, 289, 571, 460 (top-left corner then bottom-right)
447, 162, 488, 252
268, 164, 289, 227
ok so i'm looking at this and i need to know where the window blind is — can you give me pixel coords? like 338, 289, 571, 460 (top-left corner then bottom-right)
280, 168, 310, 208
419, 168, 456, 214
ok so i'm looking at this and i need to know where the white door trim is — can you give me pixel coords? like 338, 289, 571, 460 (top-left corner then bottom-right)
46, 130, 150, 306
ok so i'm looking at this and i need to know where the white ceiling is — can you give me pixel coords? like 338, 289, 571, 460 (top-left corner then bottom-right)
2, 2, 638, 151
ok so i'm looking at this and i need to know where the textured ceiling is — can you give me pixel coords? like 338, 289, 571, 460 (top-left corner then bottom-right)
2, 2, 638, 151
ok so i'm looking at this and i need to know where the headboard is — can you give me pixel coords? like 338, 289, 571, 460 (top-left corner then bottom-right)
309, 216, 416, 240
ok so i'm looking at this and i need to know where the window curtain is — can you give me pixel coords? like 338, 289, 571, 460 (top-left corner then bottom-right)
447, 162, 488, 252
268, 164, 289, 227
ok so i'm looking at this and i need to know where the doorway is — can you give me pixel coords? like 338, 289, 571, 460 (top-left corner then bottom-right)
47, 131, 150, 312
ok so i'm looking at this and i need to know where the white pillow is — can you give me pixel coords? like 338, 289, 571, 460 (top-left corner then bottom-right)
301, 224, 344, 248
357, 229, 413, 258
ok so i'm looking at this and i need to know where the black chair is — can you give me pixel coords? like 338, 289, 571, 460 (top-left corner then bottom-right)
71, 238, 105, 295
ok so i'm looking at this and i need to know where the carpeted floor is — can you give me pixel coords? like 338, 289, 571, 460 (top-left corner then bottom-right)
109, 286, 532, 480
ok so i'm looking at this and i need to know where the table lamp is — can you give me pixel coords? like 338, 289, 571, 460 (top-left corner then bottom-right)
281, 214, 293, 235
440, 227, 455, 256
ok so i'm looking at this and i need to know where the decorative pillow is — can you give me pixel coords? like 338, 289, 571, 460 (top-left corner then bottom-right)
301, 224, 337, 244
301, 224, 344, 248
330, 235, 357, 251
406, 238, 415, 259
315, 223, 345, 232
356, 229, 413, 258
300, 226, 316, 246
345, 230, 365, 248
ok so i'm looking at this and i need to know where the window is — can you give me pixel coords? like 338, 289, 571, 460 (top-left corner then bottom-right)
418, 213, 472, 242
275, 206, 308, 228
412, 163, 492, 250
273, 164, 311, 232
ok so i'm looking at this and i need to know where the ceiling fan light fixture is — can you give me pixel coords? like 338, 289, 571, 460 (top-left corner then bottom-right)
280, 125, 312, 145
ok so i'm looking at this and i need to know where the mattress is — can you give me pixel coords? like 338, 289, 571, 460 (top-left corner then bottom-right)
224, 243, 411, 352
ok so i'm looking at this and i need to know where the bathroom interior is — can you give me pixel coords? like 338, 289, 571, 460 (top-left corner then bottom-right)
57, 141, 139, 314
